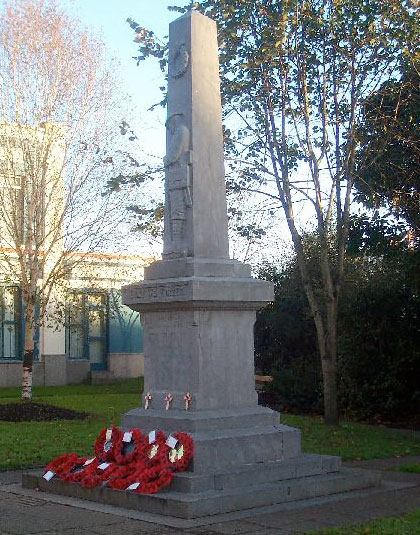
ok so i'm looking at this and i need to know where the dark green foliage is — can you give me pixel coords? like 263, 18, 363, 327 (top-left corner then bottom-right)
255, 263, 322, 411
256, 222, 420, 419
355, 66, 420, 233
339, 221, 420, 418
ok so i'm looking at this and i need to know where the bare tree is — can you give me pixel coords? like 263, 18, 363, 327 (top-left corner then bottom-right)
0, 0, 136, 400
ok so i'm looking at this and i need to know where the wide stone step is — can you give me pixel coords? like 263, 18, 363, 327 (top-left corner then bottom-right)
23, 467, 380, 520
171, 453, 341, 493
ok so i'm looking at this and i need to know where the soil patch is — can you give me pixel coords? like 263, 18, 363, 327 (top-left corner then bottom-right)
0, 402, 90, 422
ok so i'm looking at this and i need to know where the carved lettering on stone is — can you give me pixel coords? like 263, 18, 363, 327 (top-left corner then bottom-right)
164, 113, 192, 256
136, 284, 187, 300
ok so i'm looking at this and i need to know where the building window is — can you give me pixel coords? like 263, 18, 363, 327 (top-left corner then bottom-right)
0, 286, 22, 360
66, 292, 108, 369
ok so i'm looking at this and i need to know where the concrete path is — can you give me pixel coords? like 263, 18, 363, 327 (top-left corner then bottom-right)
0, 457, 419, 535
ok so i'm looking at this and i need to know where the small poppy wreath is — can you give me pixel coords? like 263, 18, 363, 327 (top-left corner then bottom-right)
94, 425, 123, 462
166, 432, 194, 472
114, 429, 148, 466
44, 453, 81, 477
80, 461, 119, 489
145, 430, 170, 467
132, 465, 174, 494
106, 464, 141, 490
107, 459, 152, 490
60, 458, 98, 483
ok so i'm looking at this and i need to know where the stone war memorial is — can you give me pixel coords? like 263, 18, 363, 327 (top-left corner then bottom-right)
24, 10, 380, 525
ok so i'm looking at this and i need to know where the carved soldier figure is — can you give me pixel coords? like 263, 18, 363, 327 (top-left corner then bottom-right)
163, 113, 192, 256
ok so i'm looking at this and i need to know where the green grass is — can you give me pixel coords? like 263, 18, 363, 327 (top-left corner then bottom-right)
395, 463, 420, 474
1, 380, 419, 469
306, 508, 420, 534
0, 379, 143, 469
0, 377, 143, 399
282, 414, 420, 461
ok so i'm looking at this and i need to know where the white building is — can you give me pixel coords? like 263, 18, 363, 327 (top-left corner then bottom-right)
0, 123, 148, 387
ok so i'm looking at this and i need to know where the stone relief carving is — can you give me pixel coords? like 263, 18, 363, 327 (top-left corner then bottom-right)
170, 43, 189, 79
164, 113, 192, 256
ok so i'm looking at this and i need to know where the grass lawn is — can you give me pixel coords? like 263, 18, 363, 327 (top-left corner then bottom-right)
0, 379, 143, 469
1, 380, 420, 469
282, 413, 420, 461
306, 508, 420, 534
396, 463, 420, 474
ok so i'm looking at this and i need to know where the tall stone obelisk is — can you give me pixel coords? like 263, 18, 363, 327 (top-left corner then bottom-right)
123, 10, 274, 414
121, 10, 379, 519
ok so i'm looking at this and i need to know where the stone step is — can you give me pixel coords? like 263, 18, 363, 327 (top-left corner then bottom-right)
164, 468, 382, 518
122, 406, 302, 473
23, 466, 381, 520
191, 424, 301, 472
171, 453, 341, 493
122, 405, 280, 433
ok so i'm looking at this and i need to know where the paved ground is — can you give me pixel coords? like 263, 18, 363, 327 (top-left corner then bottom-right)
0, 457, 420, 535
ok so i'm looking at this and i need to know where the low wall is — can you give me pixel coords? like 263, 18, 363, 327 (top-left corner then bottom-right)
0, 353, 143, 387
0, 360, 54, 387
66, 359, 90, 385
109, 353, 144, 379
44, 354, 67, 386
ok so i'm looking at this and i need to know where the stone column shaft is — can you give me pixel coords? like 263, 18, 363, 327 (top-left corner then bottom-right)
163, 11, 229, 259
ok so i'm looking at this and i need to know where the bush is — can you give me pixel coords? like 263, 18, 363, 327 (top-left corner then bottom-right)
255, 263, 322, 411
255, 243, 420, 419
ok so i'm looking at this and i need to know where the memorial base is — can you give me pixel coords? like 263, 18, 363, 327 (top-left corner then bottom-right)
23, 406, 381, 520
23, 462, 380, 521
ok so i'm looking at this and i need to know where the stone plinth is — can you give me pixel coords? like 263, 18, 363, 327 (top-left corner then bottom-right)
122, 257, 273, 412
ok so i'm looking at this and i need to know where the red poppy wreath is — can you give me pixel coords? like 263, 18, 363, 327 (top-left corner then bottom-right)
113, 428, 148, 465
43, 426, 194, 494
94, 425, 123, 462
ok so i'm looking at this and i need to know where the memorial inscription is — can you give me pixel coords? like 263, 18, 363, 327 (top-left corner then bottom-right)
136, 284, 187, 300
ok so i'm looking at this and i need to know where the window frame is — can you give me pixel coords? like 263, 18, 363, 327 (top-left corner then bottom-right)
66, 290, 109, 370
0, 285, 23, 361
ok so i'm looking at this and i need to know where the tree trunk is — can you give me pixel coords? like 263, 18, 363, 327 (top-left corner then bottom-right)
21, 305, 35, 402
292, 238, 340, 425
317, 305, 339, 426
